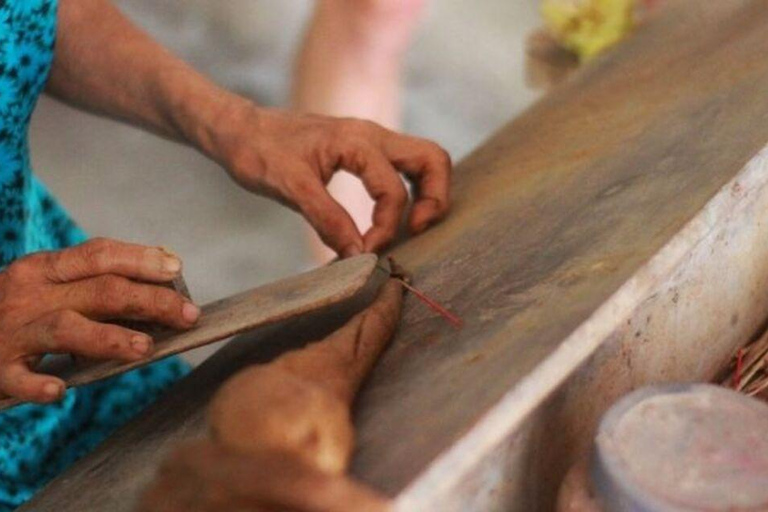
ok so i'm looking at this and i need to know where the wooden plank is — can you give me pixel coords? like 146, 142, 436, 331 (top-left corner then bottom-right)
22, 1, 768, 510
360, 0, 768, 500
0, 254, 380, 410
19, 261, 391, 512
442, 145, 768, 511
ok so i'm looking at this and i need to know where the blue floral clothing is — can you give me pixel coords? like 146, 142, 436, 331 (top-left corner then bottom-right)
0, 1, 190, 510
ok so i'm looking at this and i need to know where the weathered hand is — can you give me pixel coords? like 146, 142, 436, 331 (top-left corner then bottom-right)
138, 440, 391, 512
0, 238, 199, 403
50, 0, 451, 256
211, 103, 451, 257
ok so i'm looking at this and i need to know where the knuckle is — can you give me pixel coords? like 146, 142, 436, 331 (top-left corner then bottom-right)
50, 310, 78, 343
82, 238, 115, 273
347, 145, 373, 172
336, 118, 376, 141
347, 141, 367, 161
86, 237, 111, 249
359, 119, 380, 133
5, 256, 38, 282
422, 142, 451, 170
288, 177, 317, 202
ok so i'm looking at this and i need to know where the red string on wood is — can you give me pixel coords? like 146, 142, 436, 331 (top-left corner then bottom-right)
395, 278, 463, 329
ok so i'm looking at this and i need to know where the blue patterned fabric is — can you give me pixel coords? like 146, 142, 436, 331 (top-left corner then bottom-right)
0, 1, 190, 510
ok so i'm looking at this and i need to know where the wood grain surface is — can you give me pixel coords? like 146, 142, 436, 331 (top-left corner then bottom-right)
0, 254, 379, 410
19, 258, 390, 512
359, 0, 768, 496
22, 1, 768, 510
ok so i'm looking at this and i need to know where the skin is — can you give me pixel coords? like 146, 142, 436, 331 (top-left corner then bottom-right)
137, 440, 391, 512
49, 0, 450, 255
0, 0, 451, 402
293, 0, 430, 261
272, 278, 405, 405
0, 238, 197, 402
142, 281, 404, 512
208, 279, 404, 473
293, 0, 429, 129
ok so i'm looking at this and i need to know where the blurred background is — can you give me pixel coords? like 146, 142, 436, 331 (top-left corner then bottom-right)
29, 0, 540, 363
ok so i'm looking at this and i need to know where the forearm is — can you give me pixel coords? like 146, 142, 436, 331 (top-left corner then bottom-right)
47, 0, 247, 156
46, 0, 451, 257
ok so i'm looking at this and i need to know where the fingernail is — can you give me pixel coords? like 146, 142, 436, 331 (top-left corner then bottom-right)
43, 382, 63, 400
182, 302, 201, 323
162, 256, 182, 274
131, 335, 151, 355
160, 246, 178, 257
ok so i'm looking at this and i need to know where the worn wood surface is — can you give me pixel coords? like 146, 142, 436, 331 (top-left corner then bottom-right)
19, 260, 391, 512
0, 255, 379, 410
22, 1, 768, 510
365, 0, 768, 500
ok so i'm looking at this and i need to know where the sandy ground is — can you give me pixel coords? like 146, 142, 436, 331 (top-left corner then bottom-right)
29, 0, 541, 363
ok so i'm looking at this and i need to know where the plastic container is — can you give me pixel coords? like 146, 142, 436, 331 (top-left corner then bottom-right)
558, 384, 768, 512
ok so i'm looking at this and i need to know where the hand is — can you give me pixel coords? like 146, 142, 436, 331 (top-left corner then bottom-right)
211, 104, 451, 257
49, 1, 449, 256
138, 440, 391, 512
0, 238, 200, 403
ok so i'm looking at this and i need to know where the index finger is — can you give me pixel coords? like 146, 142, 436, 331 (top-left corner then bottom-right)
383, 134, 452, 234
41, 238, 182, 284
289, 175, 365, 258
341, 148, 409, 253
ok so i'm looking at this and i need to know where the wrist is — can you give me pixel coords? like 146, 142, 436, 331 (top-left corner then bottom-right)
157, 68, 258, 164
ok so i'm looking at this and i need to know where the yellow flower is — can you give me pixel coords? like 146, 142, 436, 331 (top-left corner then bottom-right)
541, 0, 637, 61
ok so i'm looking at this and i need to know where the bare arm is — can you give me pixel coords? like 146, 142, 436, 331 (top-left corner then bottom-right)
48, 0, 452, 257
48, 0, 232, 146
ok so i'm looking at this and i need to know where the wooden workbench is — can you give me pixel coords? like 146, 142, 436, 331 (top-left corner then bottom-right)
23, 1, 768, 510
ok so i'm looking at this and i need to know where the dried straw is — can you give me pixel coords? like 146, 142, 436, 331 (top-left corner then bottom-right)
720, 328, 768, 400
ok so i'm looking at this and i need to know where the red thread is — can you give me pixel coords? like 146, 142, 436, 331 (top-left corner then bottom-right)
733, 348, 745, 389
395, 278, 463, 329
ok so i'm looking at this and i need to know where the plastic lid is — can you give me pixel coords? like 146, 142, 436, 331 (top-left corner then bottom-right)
591, 384, 768, 512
